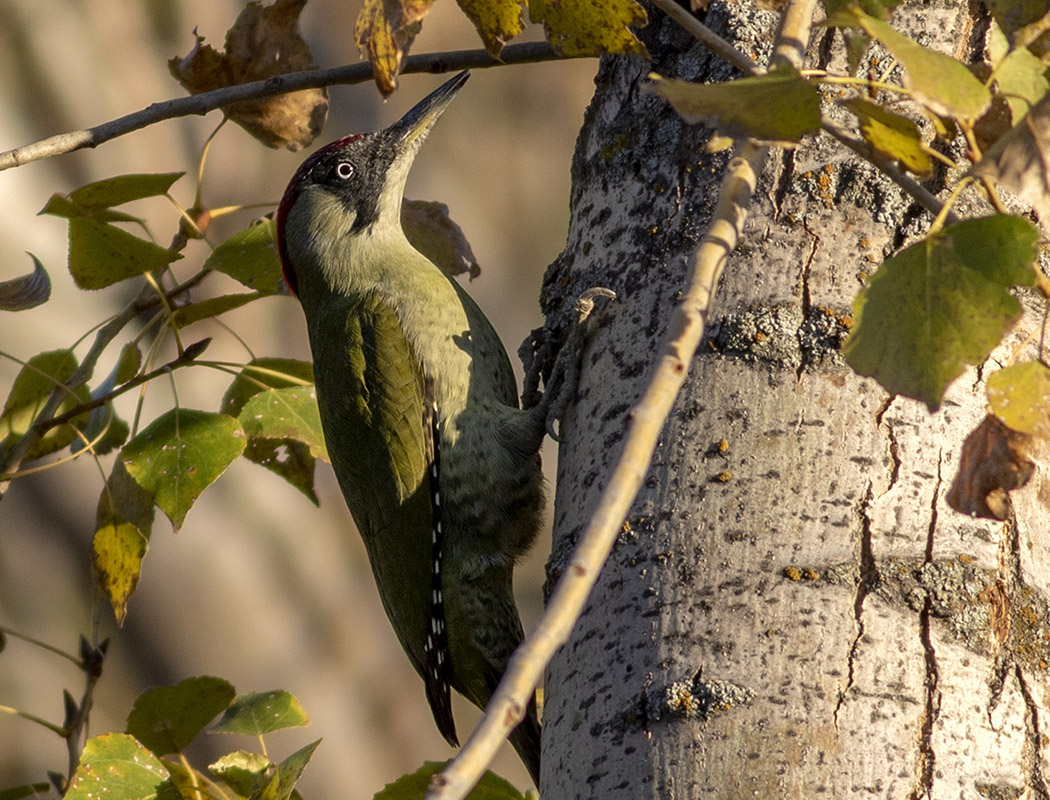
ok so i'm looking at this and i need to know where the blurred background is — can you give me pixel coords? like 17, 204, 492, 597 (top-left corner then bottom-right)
0, 0, 597, 794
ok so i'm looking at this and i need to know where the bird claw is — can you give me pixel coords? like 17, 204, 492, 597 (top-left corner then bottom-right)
537, 287, 617, 441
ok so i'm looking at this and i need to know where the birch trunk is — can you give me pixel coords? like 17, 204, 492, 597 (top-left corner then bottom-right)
541, 2, 1050, 796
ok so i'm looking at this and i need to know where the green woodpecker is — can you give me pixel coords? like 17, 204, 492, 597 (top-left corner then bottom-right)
277, 71, 544, 782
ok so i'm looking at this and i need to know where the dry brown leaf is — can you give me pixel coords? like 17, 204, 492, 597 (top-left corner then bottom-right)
973, 93, 1050, 231
402, 199, 480, 280
0, 254, 51, 311
355, 0, 437, 96
946, 414, 1036, 520
169, 0, 329, 150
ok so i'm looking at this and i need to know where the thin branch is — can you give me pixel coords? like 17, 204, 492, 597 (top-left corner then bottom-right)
427, 5, 831, 797
821, 119, 952, 222
29, 343, 209, 437
0, 43, 571, 172
429, 140, 769, 800
0, 270, 211, 488
0, 304, 141, 489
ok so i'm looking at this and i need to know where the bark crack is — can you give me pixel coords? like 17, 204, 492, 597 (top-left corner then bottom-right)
794, 217, 820, 381
878, 415, 901, 498
909, 451, 943, 800
835, 482, 879, 726
999, 511, 1050, 797
1015, 665, 1050, 798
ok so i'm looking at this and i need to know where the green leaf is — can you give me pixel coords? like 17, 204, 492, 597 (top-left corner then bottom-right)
529, 0, 648, 58
843, 216, 1039, 410
69, 173, 184, 211
843, 98, 932, 175
0, 253, 51, 311
988, 361, 1050, 436
65, 734, 176, 800
457, 0, 526, 58
647, 64, 822, 144
121, 409, 246, 530
72, 403, 130, 455
41, 193, 143, 223
209, 751, 272, 797
221, 359, 323, 504
374, 761, 526, 800
221, 359, 315, 414
161, 758, 225, 800
172, 292, 268, 328
116, 342, 143, 384
205, 219, 284, 293
259, 740, 321, 800
988, 24, 1050, 126
985, 0, 1050, 40
239, 386, 327, 459
0, 349, 90, 460
848, 10, 990, 119
126, 677, 236, 756
67, 217, 182, 290
212, 690, 310, 735
824, 0, 901, 18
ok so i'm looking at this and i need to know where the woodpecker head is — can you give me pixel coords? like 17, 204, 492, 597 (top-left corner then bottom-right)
277, 70, 470, 296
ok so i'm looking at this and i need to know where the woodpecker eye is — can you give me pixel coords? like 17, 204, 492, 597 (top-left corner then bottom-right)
335, 161, 354, 180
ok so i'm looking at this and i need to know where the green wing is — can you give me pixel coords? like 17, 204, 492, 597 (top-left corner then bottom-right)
306, 291, 456, 743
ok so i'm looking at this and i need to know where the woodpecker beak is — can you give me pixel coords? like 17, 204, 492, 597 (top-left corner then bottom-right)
391, 71, 470, 148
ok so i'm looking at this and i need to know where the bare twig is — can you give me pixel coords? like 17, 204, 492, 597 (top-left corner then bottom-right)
0, 269, 213, 489
426, 4, 834, 797
0, 43, 570, 172
429, 140, 769, 800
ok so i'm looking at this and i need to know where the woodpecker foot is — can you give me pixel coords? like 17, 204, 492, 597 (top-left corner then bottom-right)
537, 287, 617, 441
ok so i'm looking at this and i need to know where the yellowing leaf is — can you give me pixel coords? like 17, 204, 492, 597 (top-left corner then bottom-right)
848, 11, 990, 119
93, 523, 147, 626
355, 0, 437, 96
843, 98, 932, 175
529, 0, 648, 58
987, 361, 1050, 437
65, 734, 173, 800
169, 0, 329, 150
94, 460, 155, 624
457, 0, 527, 58
647, 65, 821, 144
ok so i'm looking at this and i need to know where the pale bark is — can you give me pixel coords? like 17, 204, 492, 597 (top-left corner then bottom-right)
542, 2, 1050, 797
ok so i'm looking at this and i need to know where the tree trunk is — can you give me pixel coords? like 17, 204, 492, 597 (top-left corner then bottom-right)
541, 2, 1050, 797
